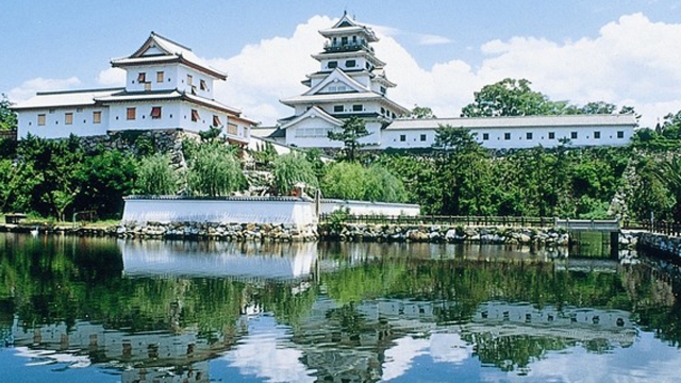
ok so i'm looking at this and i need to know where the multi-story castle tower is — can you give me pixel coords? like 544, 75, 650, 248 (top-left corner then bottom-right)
276, 13, 409, 148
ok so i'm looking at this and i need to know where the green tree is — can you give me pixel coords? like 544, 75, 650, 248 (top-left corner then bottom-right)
16, 135, 85, 220
0, 94, 17, 131
653, 156, 681, 222
363, 164, 408, 203
321, 162, 367, 200
460, 78, 560, 117
410, 105, 436, 119
76, 149, 137, 218
579, 101, 617, 115
328, 116, 369, 162
187, 143, 245, 196
431, 125, 493, 215
136, 153, 179, 195
271, 152, 319, 196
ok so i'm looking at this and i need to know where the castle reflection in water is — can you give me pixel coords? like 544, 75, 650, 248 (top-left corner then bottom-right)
2, 236, 675, 383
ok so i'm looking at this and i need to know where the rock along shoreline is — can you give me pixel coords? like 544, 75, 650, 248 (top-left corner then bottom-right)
0, 221, 640, 249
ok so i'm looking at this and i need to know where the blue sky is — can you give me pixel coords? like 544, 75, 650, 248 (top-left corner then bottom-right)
2, 0, 681, 127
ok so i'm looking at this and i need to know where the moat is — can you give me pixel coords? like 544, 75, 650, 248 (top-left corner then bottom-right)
1, 233, 680, 382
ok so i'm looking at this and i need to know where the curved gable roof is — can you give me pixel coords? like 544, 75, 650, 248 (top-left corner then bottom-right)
279, 106, 342, 130
302, 68, 368, 96
111, 32, 227, 80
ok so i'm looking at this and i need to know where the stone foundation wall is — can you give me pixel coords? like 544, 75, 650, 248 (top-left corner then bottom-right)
319, 224, 571, 245
638, 232, 681, 258
1, 221, 640, 248
116, 221, 318, 242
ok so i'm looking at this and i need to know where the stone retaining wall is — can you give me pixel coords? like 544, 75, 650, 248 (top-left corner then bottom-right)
320, 224, 570, 245
0, 221, 640, 248
638, 232, 681, 258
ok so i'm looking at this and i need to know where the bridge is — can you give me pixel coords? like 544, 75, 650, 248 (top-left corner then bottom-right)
555, 219, 620, 232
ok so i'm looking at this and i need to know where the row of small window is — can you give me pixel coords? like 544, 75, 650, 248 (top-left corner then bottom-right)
124, 107, 222, 125
482, 131, 626, 141
36, 111, 102, 126
327, 60, 372, 71
399, 134, 427, 142
295, 127, 330, 137
380, 107, 397, 119
333, 104, 364, 113
332, 35, 361, 46
133, 72, 209, 92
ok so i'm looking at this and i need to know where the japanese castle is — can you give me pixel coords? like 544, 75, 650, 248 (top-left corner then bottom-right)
12, 15, 637, 150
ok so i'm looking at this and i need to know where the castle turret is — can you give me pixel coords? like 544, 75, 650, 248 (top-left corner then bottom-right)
276, 13, 408, 148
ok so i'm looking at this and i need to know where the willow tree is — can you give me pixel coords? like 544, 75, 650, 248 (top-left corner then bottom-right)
136, 153, 178, 195
271, 152, 319, 196
187, 143, 245, 196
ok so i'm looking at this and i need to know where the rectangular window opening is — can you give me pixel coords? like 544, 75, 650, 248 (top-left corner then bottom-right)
156, 71, 164, 83
200, 79, 207, 91
126, 108, 136, 120
151, 106, 162, 119
617, 131, 624, 138
571, 131, 578, 139
65, 113, 73, 125
38, 114, 46, 126
187, 74, 193, 86
504, 133, 511, 140
548, 132, 555, 139
594, 131, 601, 139
227, 123, 238, 135
526, 132, 533, 140
352, 104, 363, 112
345, 59, 356, 68
213, 115, 222, 127
399, 134, 406, 142
333, 105, 344, 113
93, 111, 102, 124
420, 134, 426, 141
137, 72, 146, 83
191, 109, 199, 122
483, 133, 489, 140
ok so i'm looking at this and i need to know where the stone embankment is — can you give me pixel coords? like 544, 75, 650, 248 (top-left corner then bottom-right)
1, 221, 640, 248
320, 224, 570, 245
638, 232, 681, 258
116, 221, 318, 242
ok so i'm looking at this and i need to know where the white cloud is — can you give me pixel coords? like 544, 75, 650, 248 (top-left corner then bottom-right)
8, 77, 81, 102
207, 15, 331, 124
182, 13, 680, 128
417, 34, 454, 46
97, 67, 126, 86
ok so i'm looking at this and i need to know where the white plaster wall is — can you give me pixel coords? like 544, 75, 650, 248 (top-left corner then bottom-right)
381, 125, 635, 150
122, 198, 318, 228
108, 101, 182, 131
18, 106, 110, 138
124, 64, 180, 92
177, 65, 215, 99
286, 117, 342, 148
286, 117, 381, 148
320, 199, 420, 216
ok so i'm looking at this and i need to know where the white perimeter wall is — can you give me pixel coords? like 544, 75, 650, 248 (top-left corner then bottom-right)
382, 125, 635, 150
122, 198, 318, 228
320, 199, 420, 216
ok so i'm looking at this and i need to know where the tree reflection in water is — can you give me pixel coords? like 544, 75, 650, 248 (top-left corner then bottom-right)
0, 234, 680, 382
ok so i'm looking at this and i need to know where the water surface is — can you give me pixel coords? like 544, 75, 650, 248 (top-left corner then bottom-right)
1, 234, 680, 382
